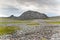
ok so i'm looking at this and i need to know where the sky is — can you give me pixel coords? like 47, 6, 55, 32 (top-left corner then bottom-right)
0, 0, 60, 17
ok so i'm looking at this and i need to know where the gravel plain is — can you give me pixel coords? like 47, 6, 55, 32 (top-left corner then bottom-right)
0, 19, 60, 40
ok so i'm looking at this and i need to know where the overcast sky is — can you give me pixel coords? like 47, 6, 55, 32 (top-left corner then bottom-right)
0, 0, 60, 17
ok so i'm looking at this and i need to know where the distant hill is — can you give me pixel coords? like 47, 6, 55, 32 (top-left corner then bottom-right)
48, 16, 60, 19
9, 15, 15, 18
50, 16, 60, 18
8, 10, 48, 20
18, 10, 48, 19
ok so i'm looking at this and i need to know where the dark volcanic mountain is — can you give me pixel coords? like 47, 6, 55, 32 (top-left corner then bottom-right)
9, 15, 15, 18
18, 11, 48, 19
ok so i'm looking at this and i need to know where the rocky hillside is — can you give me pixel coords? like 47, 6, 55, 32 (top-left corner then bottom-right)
19, 11, 48, 19
9, 11, 48, 20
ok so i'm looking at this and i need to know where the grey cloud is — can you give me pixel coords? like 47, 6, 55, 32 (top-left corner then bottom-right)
0, 0, 60, 17
0, 5, 23, 16
16, 0, 60, 14
17, 0, 57, 6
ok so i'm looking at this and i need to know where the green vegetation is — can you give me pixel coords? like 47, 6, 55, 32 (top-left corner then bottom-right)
0, 18, 32, 24
45, 18, 60, 24
0, 18, 40, 25
0, 21, 31, 24
0, 26, 20, 35
43, 18, 50, 20
27, 22, 40, 26
47, 22, 60, 24
0, 21, 36, 24
41, 37, 47, 40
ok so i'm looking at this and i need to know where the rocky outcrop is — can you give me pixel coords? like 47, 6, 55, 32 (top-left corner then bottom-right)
9, 15, 15, 18
19, 11, 48, 19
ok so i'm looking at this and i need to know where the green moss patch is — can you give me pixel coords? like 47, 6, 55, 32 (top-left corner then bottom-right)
0, 26, 20, 35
